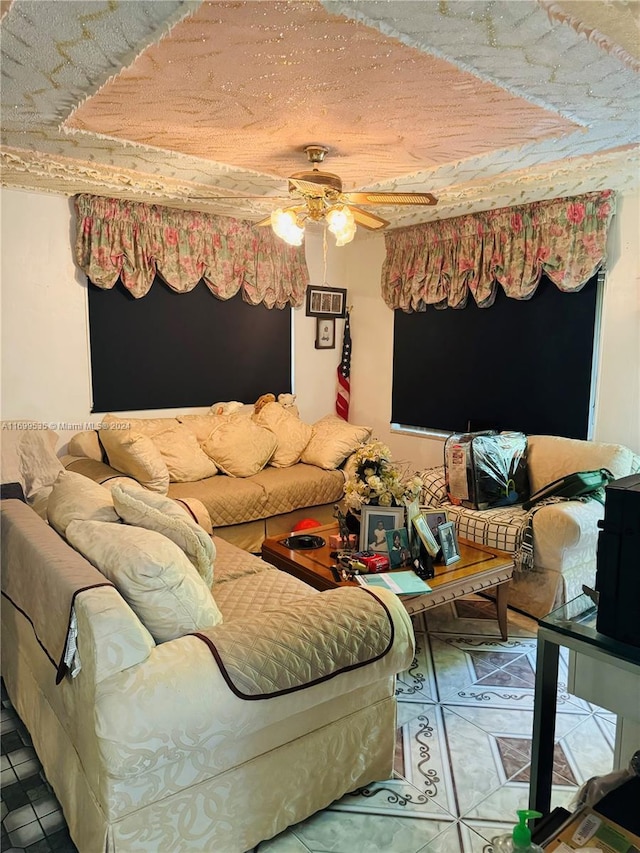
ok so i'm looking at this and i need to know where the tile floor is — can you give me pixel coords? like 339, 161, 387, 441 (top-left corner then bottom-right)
1, 597, 616, 852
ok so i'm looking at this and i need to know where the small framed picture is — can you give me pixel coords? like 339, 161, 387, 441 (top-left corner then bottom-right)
412, 512, 440, 558
305, 285, 348, 318
386, 527, 412, 568
423, 509, 449, 545
438, 521, 461, 566
315, 317, 336, 349
361, 505, 405, 554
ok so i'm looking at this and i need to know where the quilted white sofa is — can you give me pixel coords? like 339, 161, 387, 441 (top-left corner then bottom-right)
1, 474, 415, 852
419, 434, 640, 619
64, 407, 373, 551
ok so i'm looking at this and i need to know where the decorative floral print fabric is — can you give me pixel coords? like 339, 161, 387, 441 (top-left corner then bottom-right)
382, 190, 615, 310
74, 194, 309, 308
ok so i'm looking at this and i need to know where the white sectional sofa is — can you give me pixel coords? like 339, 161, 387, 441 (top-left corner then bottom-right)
419, 434, 640, 618
1, 474, 415, 852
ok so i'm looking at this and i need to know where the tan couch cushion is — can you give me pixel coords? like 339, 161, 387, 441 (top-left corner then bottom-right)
66, 520, 222, 643
151, 424, 218, 482
111, 483, 215, 587
301, 415, 372, 470
47, 470, 119, 536
99, 427, 170, 494
176, 414, 220, 443
67, 430, 103, 462
527, 435, 636, 494
253, 402, 312, 467
101, 413, 178, 437
202, 414, 277, 477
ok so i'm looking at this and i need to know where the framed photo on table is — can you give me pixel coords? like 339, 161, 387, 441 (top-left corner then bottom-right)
423, 509, 449, 545
361, 505, 405, 554
305, 285, 348, 318
386, 527, 412, 568
438, 521, 461, 566
315, 317, 335, 349
411, 512, 440, 558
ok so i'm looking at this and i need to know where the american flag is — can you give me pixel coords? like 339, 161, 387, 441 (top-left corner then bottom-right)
336, 308, 351, 420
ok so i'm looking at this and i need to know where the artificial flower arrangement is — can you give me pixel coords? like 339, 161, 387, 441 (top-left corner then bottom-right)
344, 440, 423, 511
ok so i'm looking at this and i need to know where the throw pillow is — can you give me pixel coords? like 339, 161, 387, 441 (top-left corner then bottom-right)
150, 424, 218, 482
1, 423, 64, 502
67, 430, 104, 462
300, 415, 372, 470
99, 427, 170, 494
101, 413, 178, 438
111, 483, 215, 587
252, 402, 312, 467
47, 470, 119, 537
202, 414, 277, 477
176, 413, 221, 444
66, 520, 222, 643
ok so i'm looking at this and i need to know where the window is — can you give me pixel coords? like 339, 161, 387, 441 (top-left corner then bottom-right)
88, 277, 292, 412
392, 272, 601, 439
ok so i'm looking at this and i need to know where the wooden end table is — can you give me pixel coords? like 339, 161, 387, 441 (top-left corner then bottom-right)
262, 523, 514, 639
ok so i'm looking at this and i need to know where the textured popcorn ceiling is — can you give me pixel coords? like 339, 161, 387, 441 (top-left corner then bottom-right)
1, 0, 639, 229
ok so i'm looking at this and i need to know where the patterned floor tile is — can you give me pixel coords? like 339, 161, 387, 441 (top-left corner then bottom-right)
427, 633, 538, 708
394, 703, 458, 817
422, 596, 538, 640
329, 777, 455, 820
418, 820, 495, 853
287, 809, 454, 853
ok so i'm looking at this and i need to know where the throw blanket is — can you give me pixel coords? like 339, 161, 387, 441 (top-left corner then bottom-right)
194, 588, 394, 699
0, 500, 112, 682
516, 494, 602, 573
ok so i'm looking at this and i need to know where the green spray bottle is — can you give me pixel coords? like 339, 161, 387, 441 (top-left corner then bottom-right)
491, 810, 544, 852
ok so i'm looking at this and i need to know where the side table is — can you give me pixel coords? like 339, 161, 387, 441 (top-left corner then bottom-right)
529, 593, 640, 817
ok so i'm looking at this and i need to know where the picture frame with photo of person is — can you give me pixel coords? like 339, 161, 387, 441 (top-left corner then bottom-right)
423, 509, 449, 545
360, 505, 404, 554
438, 520, 461, 566
385, 527, 412, 568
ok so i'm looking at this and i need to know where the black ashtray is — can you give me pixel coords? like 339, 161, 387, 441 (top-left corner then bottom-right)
282, 534, 326, 550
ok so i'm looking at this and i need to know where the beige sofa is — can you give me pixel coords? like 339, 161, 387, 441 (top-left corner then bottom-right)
1, 480, 415, 852
419, 434, 640, 619
65, 408, 373, 551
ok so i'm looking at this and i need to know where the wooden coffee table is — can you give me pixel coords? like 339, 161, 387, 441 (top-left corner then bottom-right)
262, 522, 515, 640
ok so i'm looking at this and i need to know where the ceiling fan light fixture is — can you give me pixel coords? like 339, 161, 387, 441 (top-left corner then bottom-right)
326, 205, 357, 245
271, 208, 304, 246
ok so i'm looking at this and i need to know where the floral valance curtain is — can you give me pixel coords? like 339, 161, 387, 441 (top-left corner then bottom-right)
382, 190, 615, 311
74, 194, 309, 308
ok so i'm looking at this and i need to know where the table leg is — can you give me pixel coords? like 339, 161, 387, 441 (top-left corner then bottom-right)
496, 581, 510, 640
529, 632, 560, 816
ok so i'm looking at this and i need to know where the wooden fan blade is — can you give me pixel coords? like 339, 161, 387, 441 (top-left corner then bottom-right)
342, 191, 438, 206
348, 206, 389, 230
255, 205, 305, 227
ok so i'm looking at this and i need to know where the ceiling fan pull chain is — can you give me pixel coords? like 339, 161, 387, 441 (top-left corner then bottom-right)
323, 226, 328, 285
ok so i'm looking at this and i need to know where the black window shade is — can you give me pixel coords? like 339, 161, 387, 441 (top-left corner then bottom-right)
392, 273, 599, 438
88, 277, 292, 412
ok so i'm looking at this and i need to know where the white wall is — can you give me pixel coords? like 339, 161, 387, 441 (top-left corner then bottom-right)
1, 187, 638, 461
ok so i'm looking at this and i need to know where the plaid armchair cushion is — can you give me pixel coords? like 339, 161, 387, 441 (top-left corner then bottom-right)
418, 466, 448, 507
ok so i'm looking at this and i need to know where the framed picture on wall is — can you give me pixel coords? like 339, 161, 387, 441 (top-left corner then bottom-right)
305, 285, 347, 318
315, 317, 336, 349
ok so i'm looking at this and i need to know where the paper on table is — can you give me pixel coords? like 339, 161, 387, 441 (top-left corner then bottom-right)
356, 571, 431, 595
